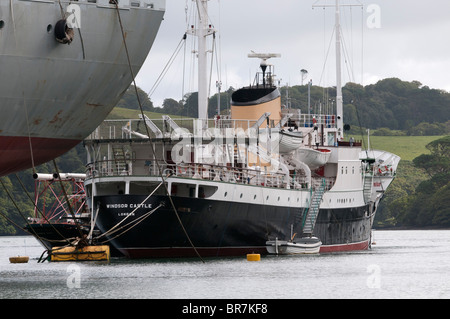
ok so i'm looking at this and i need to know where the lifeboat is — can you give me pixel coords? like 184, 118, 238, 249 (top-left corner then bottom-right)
294, 147, 331, 170
279, 130, 303, 153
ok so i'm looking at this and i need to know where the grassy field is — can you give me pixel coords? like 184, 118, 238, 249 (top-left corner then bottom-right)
357, 135, 444, 161
106, 107, 168, 120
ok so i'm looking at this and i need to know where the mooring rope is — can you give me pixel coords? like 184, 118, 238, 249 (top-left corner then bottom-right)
94, 181, 163, 240
53, 160, 84, 238
13, 173, 74, 246
97, 203, 163, 244
114, 3, 204, 262
0, 178, 51, 251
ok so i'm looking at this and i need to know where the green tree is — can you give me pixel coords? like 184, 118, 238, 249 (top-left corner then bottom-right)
390, 136, 450, 228
161, 98, 183, 115
116, 85, 154, 112
413, 136, 450, 176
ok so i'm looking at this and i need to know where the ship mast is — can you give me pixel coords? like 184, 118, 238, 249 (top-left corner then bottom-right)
313, 0, 347, 139
335, 0, 344, 140
197, 0, 209, 120
189, 0, 215, 120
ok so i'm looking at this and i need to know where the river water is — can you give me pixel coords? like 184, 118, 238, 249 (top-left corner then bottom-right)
1, 230, 449, 300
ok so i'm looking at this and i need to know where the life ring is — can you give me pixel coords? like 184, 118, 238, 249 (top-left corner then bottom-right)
54, 19, 74, 44
163, 168, 173, 176
178, 166, 187, 175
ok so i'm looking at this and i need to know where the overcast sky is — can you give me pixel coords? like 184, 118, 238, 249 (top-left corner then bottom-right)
135, 0, 450, 108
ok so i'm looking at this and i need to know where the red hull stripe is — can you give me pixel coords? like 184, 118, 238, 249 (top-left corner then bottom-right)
0, 136, 81, 176
319, 240, 370, 253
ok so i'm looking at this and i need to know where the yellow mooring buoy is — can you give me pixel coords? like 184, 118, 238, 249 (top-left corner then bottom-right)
246, 253, 261, 261
50, 245, 110, 262
9, 256, 29, 263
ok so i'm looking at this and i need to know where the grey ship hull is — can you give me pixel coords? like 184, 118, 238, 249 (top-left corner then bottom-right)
0, 0, 165, 176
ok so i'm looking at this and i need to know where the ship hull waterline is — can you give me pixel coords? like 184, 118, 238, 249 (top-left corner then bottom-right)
0, 136, 80, 176
93, 194, 373, 259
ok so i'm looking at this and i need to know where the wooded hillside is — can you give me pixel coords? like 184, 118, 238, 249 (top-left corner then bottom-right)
118, 78, 450, 135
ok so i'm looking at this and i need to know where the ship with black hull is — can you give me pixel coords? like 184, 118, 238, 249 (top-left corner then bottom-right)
82, 0, 400, 258
83, 92, 398, 258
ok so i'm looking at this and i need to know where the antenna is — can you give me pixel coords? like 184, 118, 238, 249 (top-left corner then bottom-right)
248, 52, 281, 70
301, 69, 308, 85
248, 52, 281, 87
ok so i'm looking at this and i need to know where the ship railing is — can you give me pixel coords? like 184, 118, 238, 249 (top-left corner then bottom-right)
86, 117, 283, 141
85, 159, 310, 190
372, 163, 396, 177
75, 0, 164, 10
362, 158, 396, 178
85, 114, 338, 142
280, 110, 338, 129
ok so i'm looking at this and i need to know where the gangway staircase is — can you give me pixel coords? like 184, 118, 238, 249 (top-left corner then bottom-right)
112, 146, 128, 175
363, 171, 374, 204
302, 178, 326, 236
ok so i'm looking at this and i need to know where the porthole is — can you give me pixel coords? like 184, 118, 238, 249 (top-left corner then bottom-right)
240, 193, 243, 198
224, 192, 227, 197
266, 195, 269, 200
47, 24, 52, 33
0, 20, 5, 29
278, 196, 280, 201
253, 195, 256, 200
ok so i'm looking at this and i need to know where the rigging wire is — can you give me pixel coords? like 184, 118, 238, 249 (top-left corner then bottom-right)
24, 105, 36, 175
316, 2, 364, 97
94, 181, 163, 240
318, 26, 335, 87
360, 4, 364, 86
182, 33, 187, 101
97, 204, 163, 244
52, 159, 85, 239
208, 33, 216, 103
340, 29, 355, 83
10, 0, 37, 175
114, 3, 204, 263
14, 174, 73, 246
147, 35, 187, 99
0, 178, 52, 251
